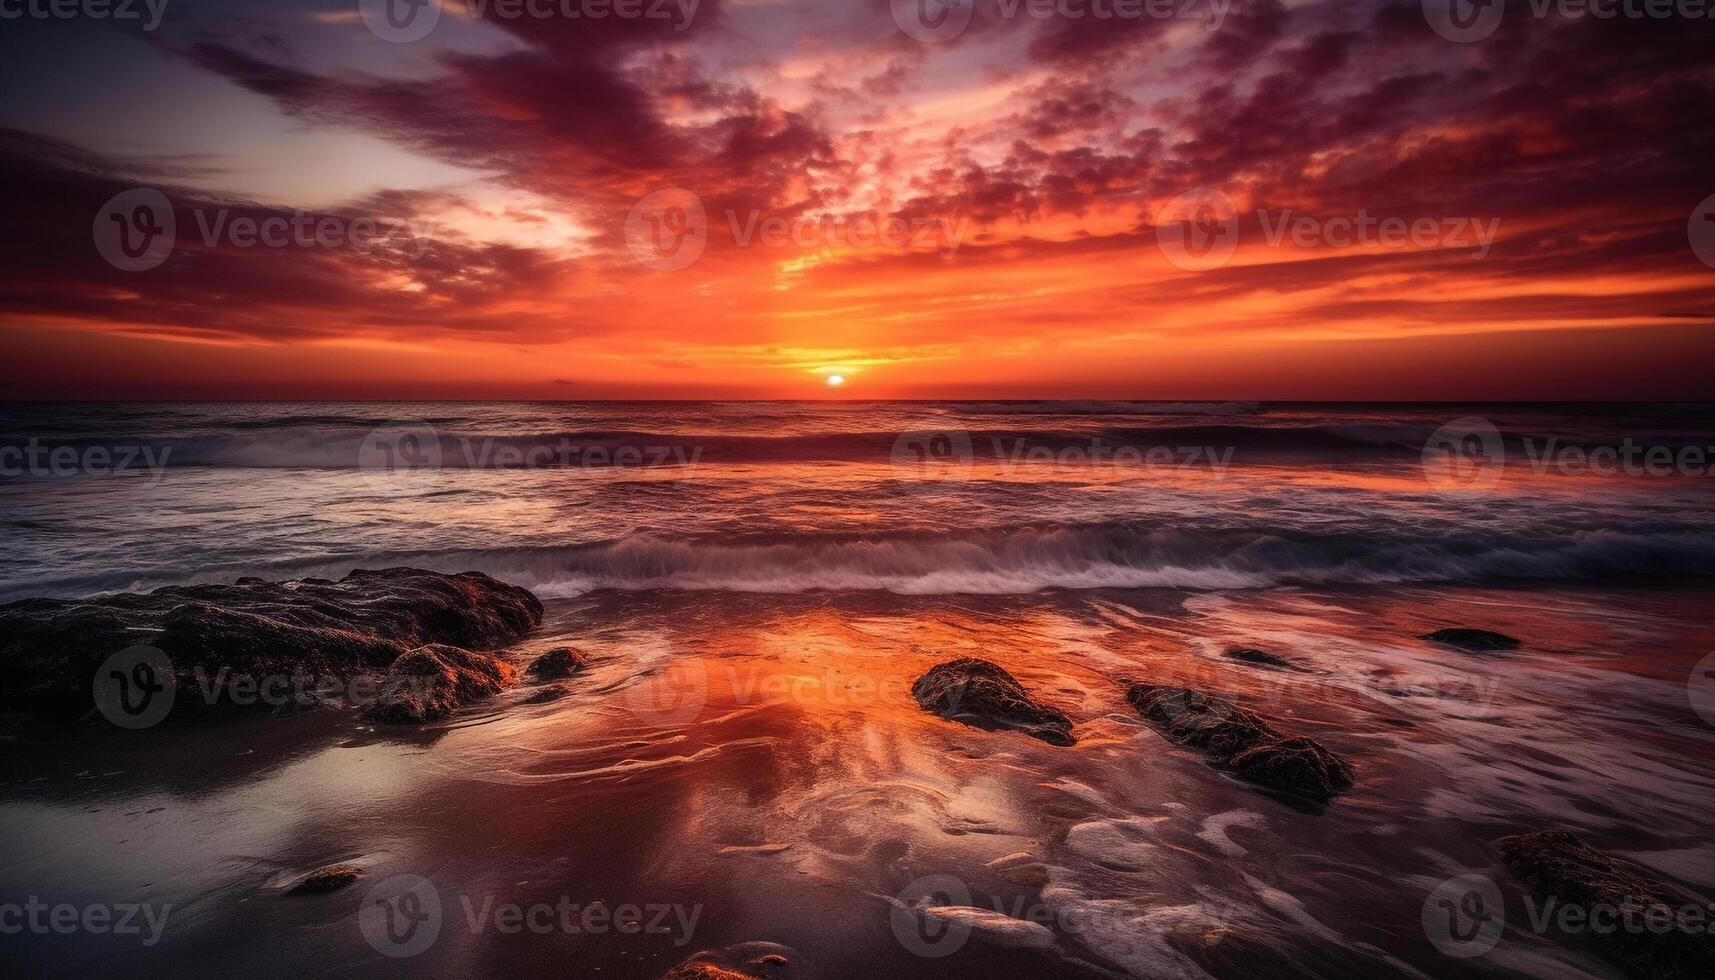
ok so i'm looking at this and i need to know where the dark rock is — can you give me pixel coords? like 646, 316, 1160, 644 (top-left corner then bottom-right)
522, 684, 570, 705
286, 864, 364, 895
1421, 628, 1519, 652
1223, 647, 1304, 671
1126, 684, 1353, 803
912, 658, 1075, 746
1496, 829, 1715, 979
0, 568, 541, 721
526, 647, 588, 680
1229, 736, 1353, 800
364, 643, 519, 724
662, 942, 811, 980
1126, 685, 1272, 758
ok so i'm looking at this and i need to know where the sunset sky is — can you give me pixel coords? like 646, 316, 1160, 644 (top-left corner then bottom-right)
1, 0, 1711, 399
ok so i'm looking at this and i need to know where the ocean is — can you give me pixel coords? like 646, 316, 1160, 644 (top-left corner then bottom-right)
4, 401, 1715, 599
2, 401, 1714, 978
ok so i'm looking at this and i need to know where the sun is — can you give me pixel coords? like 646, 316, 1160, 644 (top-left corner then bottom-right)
826, 374, 845, 387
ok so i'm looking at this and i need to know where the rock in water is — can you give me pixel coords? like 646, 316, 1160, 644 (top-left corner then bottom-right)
365, 643, 520, 724
1223, 647, 1304, 671
526, 646, 588, 680
912, 658, 1076, 746
1126, 684, 1353, 803
286, 864, 364, 895
662, 942, 812, 979
521, 683, 571, 705
0, 568, 542, 722
1421, 628, 1520, 652
1496, 829, 1715, 979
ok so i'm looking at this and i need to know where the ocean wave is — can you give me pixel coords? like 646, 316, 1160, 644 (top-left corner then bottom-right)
0, 423, 1442, 470
948, 401, 1264, 416
16, 525, 1711, 601
492, 526, 1715, 594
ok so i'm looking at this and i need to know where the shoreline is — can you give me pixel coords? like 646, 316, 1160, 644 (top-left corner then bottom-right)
4, 576, 1713, 977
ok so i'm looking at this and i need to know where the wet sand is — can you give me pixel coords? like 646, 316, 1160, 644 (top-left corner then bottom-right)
3, 583, 1714, 978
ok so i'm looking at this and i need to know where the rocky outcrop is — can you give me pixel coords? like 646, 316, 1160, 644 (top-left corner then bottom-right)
286, 865, 364, 895
1223, 647, 1306, 671
364, 643, 519, 724
1126, 684, 1353, 803
526, 647, 588, 680
1421, 628, 1519, 652
521, 683, 571, 705
662, 942, 811, 979
912, 658, 1076, 746
0, 568, 542, 722
1496, 830, 1715, 979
